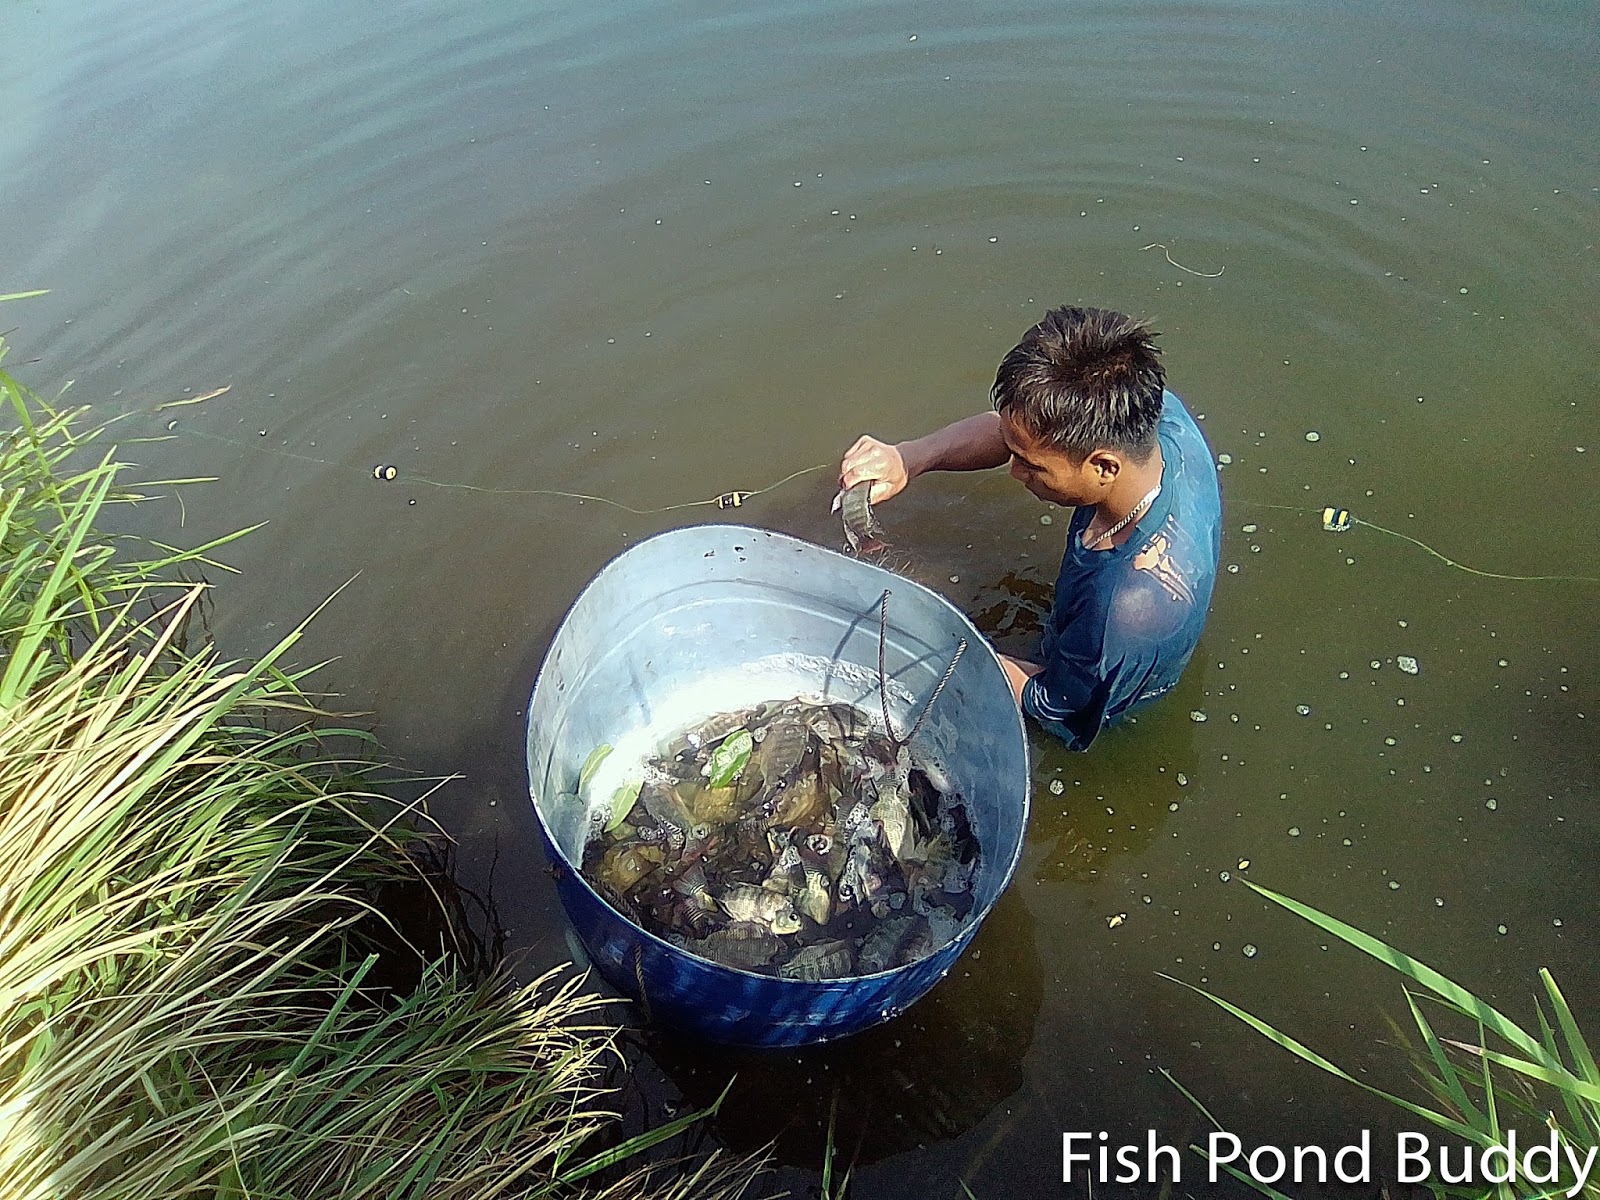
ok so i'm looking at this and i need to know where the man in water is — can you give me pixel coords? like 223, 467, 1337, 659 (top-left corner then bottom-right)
836, 305, 1221, 750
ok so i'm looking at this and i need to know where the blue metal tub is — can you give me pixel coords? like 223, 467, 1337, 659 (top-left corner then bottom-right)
525, 524, 1030, 1047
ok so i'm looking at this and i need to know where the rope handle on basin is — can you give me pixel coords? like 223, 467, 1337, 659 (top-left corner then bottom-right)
877, 588, 967, 751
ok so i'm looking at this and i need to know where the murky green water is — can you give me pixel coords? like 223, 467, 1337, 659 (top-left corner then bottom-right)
3, 0, 1595, 1192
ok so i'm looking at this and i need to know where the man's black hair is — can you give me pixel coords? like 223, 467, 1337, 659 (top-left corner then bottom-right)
990, 306, 1165, 461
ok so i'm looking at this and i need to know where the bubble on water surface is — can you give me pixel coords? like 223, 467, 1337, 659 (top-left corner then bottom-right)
1219, 870, 1231, 882
1305, 431, 1321, 442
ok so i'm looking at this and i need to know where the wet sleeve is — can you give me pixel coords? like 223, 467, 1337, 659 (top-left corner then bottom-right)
1020, 592, 1117, 752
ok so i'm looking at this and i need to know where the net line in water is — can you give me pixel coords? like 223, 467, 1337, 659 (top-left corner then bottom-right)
119, 389, 1598, 585
1236, 500, 1600, 585
124, 388, 830, 515
388, 458, 827, 515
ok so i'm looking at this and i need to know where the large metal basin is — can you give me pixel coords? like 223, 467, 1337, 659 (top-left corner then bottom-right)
525, 524, 1030, 1047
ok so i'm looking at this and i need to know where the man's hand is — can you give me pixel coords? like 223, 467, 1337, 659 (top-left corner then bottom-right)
831, 412, 1011, 511
833, 436, 910, 511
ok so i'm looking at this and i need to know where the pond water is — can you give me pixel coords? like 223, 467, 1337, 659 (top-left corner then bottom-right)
2, 0, 1595, 1193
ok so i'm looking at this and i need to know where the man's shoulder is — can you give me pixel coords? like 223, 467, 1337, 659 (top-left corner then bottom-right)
1159, 390, 1214, 456
1105, 389, 1221, 642
1158, 390, 1222, 520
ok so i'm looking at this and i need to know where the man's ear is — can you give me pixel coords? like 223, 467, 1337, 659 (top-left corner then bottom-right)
1086, 448, 1121, 484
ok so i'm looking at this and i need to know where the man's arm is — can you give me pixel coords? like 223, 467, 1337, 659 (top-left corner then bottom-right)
899, 412, 1011, 478
838, 412, 1011, 506
999, 653, 1044, 706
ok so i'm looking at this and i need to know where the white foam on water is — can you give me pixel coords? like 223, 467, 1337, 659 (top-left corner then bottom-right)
578, 652, 945, 834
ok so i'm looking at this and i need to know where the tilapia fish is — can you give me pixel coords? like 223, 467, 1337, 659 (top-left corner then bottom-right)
769, 766, 828, 830
699, 922, 782, 971
579, 696, 982, 979
779, 939, 856, 981
751, 712, 808, 787
720, 883, 803, 936
858, 914, 922, 974
598, 843, 663, 894
871, 790, 914, 861
639, 776, 709, 840
795, 859, 833, 925
841, 481, 888, 556
805, 703, 860, 745
680, 781, 740, 827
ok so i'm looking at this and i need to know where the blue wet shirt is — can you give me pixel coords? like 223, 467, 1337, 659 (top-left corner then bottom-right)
1021, 391, 1221, 750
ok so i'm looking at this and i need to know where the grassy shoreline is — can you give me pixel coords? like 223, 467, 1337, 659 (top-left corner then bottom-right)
0, 342, 763, 1199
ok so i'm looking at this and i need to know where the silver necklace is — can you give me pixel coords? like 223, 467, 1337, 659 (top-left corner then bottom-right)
1081, 484, 1162, 550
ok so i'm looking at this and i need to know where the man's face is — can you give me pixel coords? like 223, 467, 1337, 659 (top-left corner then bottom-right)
1000, 414, 1115, 507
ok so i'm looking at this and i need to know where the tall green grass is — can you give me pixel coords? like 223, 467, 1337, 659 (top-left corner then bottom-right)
1167, 881, 1598, 1200
0, 337, 764, 1200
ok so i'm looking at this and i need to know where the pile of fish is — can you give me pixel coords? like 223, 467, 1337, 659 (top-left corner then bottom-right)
580, 698, 981, 979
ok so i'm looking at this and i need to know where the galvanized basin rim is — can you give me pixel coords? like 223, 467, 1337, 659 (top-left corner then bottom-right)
525, 524, 1031, 1045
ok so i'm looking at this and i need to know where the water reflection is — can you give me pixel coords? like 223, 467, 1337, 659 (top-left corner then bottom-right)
970, 568, 1052, 647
